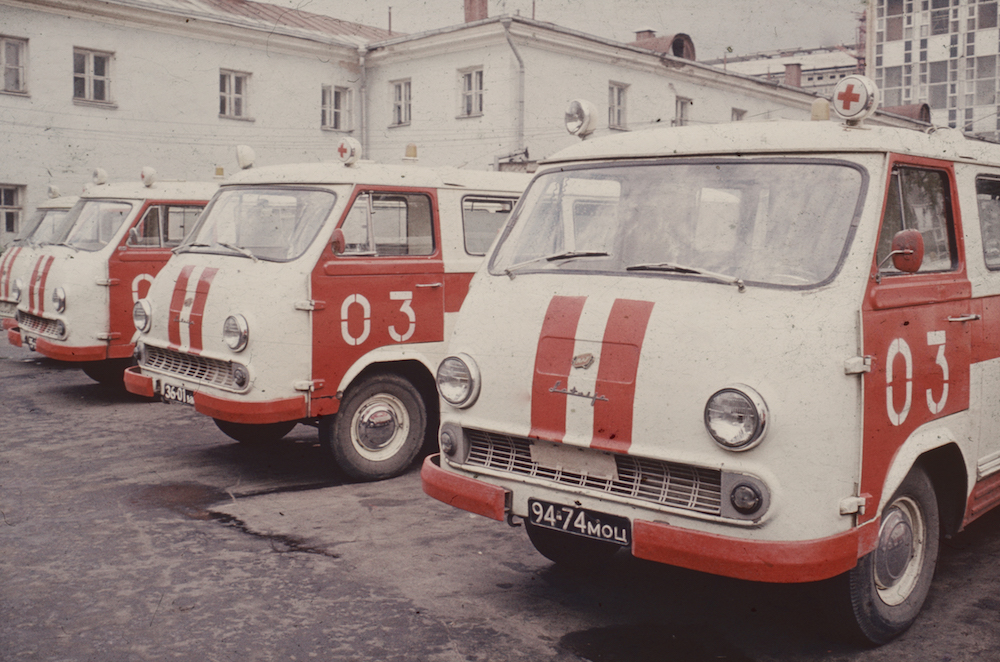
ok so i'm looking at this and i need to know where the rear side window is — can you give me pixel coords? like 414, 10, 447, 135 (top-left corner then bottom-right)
462, 196, 516, 255
876, 166, 957, 275
976, 176, 1000, 270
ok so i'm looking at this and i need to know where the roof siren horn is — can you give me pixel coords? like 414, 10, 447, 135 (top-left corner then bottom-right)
336, 137, 362, 166
236, 145, 256, 170
830, 75, 879, 127
565, 99, 598, 140
140, 166, 157, 188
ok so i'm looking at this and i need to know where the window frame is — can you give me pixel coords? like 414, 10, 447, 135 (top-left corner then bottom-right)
1, 185, 23, 235
608, 81, 628, 130
674, 96, 692, 126
322, 85, 353, 131
220, 69, 251, 120
391, 79, 411, 127
1, 36, 27, 95
73, 47, 113, 105
458, 67, 484, 118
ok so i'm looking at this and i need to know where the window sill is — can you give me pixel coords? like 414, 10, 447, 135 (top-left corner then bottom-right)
1, 89, 29, 98
456, 113, 484, 120
73, 98, 117, 109
220, 114, 255, 122
321, 126, 354, 133
609, 125, 629, 131
388, 122, 411, 129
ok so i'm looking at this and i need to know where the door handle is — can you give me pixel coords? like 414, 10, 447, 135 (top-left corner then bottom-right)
415, 282, 442, 288
947, 314, 980, 322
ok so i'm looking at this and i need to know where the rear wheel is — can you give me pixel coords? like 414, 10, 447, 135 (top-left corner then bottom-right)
82, 358, 134, 386
524, 521, 622, 573
320, 373, 426, 481
838, 466, 939, 645
213, 418, 297, 445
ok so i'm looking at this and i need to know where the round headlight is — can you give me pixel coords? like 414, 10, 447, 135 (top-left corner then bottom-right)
52, 287, 66, 313
133, 299, 152, 332
11, 277, 24, 303
704, 385, 768, 451
223, 315, 249, 352
437, 353, 480, 408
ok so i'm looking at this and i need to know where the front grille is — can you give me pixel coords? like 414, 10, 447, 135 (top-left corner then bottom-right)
142, 345, 240, 390
464, 429, 723, 516
0, 300, 16, 319
16, 311, 62, 338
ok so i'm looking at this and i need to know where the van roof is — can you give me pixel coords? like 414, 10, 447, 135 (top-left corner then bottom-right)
36, 195, 80, 210
542, 120, 1000, 166
80, 181, 219, 201
222, 161, 531, 192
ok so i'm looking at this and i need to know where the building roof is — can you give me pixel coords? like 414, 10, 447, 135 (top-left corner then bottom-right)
703, 46, 860, 75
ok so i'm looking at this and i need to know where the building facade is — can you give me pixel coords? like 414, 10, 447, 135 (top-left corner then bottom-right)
1, 0, 925, 247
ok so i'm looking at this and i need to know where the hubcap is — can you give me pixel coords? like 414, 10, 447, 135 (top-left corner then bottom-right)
873, 497, 925, 606
350, 393, 410, 460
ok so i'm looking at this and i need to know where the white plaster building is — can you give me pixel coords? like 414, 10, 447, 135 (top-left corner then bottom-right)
1, 0, 925, 247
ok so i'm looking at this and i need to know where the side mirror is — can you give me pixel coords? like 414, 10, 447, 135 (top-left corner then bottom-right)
890, 229, 924, 273
331, 228, 346, 255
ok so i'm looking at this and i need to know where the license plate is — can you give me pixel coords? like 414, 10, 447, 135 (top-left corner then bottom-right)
161, 381, 195, 406
528, 498, 631, 546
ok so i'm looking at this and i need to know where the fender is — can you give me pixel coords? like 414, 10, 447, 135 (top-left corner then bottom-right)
320, 343, 441, 415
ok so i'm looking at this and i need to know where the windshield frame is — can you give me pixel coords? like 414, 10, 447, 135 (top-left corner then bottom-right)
57, 198, 136, 252
487, 156, 870, 290
176, 185, 339, 263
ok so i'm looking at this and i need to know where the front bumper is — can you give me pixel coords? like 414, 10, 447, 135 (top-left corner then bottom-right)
421, 454, 879, 584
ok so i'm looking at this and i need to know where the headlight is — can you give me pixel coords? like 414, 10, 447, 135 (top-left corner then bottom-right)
222, 315, 249, 352
11, 277, 23, 303
52, 287, 66, 313
704, 385, 768, 451
437, 353, 480, 408
133, 299, 152, 332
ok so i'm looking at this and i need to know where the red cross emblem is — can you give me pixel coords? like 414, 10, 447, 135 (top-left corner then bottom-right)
837, 83, 861, 111
337, 141, 349, 158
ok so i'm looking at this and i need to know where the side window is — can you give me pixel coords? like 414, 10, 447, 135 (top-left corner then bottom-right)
164, 206, 201, 246
339, 192, 434, 256
976, 176, 1000, 270
876, 166, 956, 275
128, 206, 162, 247
462, 197, 515, 255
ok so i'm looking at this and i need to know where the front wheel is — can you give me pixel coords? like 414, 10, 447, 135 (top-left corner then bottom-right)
320, 373, 426, 481
839, 466, 940, 645
82, 358, 135, 387
524, 521, 622, 573
213, 418, 297, 445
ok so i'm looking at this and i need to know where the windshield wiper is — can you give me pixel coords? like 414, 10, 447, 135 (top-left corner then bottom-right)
626, 261, 745, 292
504, 250, 610, 279
53, 242, 79, 252
173, 242, 211, 254
217, 242, 259, 262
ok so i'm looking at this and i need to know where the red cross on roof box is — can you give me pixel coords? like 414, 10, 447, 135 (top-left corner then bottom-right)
832, 75, 879, 125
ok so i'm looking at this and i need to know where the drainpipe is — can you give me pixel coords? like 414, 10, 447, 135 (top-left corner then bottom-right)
358, 46, 368, 156
501, 18, 525, 157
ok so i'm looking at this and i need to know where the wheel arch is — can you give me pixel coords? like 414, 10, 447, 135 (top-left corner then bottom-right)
347, 358, 440, 447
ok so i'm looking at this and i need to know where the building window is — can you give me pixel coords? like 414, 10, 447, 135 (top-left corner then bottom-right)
73, 48, 112, 103
675, 97, 692, 126
731, 108, 747, 121
1, 185, 22, 234
609, 82, 627, 129
459, 68, 483, 117
1, 36, 26, 93
322, 85, 352, 131
220, 70, 250, 119
391, 80, 411, 126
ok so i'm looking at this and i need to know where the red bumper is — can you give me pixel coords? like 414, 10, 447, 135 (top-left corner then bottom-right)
7, 327, 22, 347
123, 366, 155, 398
194, 390, 306, 424
1, 317, 16, 331
35, 337, 108, 362
421, 454, 879, 584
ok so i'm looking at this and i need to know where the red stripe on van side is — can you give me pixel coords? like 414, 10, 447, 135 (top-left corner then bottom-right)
591, 299, 655, 454
529, 295, 587, 443
168, 265, 194, 348
187, 267, 218, 355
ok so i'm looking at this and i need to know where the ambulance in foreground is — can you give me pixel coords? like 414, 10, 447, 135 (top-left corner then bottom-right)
124, 140, 528, 481
423, 76, 1000, 644
1, 189, 79, 329
9, 169, 215, 384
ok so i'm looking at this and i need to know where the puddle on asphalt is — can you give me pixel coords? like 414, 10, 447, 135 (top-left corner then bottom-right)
560, 624, 754, 662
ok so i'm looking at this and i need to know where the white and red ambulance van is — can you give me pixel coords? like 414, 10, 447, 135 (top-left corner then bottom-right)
9, 169, 216, 384
1, 190, 79, 330
124, 141, 528, 481
423, 76, 1000, 644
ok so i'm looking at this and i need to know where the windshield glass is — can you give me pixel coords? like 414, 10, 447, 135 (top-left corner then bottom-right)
180, 187, 337, 262
491, 159, 866, 288
15, 208, 74, 245
61, 200, 134, 252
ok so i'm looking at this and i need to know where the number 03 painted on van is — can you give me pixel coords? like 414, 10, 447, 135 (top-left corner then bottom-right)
886, 331, 949, 426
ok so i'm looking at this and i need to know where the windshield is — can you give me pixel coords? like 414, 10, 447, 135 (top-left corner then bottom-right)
15, 208, 74, 245
491, 159, 866, 288
179, 187, 337, 262
60, 200, 134, 252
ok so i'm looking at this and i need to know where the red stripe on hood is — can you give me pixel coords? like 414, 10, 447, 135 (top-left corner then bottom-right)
0, 247, 21, 298
529, 295, 587, 443
35, 256, 55, 315
168, 265, 195, 348
187, 267, 218, 354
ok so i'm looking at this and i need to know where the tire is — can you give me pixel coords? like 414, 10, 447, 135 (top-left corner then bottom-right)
82, 358, 134, 387
524, 520, 622, 573
839, 466, 940, 645
213, 418, 297, 445
319, 373, 426, 481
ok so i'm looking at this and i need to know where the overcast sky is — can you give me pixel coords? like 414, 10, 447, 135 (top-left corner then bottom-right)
263, 0, 867, 61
